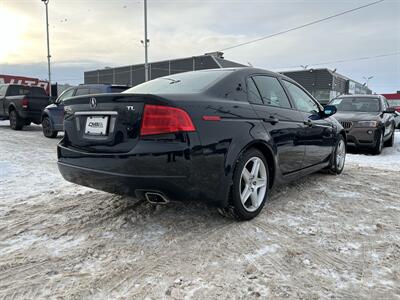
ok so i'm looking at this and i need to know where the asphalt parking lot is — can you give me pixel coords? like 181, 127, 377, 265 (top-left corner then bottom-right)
1, 122, 400, 299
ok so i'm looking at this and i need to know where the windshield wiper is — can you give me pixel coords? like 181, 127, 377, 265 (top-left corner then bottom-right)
161, 78, 181, 84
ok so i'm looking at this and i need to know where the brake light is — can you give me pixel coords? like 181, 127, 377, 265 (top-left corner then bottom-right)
140, 104, 196, 136
22, 98, 29, 109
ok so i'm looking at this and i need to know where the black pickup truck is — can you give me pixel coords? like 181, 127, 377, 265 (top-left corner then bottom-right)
0, 84, 50, 130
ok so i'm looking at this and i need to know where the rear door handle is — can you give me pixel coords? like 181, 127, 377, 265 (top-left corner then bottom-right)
303, 119, 313, 127
263, 116, 279, 125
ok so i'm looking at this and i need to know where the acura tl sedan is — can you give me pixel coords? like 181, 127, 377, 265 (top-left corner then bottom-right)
329, 95, 396, 154
58, 68, 346, 220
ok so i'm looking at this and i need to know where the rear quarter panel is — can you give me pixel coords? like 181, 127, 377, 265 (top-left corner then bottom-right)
170, 94, 274, 206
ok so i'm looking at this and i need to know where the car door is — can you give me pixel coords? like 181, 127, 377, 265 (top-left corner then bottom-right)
53, 88, 76, 127
382, 98, 395, 138
282, 79, 335, 168
248, 75, 305, 174
0, 85, 8, 116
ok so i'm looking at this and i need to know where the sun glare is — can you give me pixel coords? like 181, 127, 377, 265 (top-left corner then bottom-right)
0, 8, 29, 63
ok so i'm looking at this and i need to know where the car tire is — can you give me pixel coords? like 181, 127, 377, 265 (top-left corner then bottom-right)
372, 130, 384, 155
384, 125, 395, 147
9, 109, 24, 130
328, 135, 346, 175
42, 116, 58, 138
219, 149, 269, 221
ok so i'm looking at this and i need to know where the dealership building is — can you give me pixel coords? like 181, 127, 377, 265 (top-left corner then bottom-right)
84, 54, 372, 105
84, 52, 245, 86
281, 68, 372, 105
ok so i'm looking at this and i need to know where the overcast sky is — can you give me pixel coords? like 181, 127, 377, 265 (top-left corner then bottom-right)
0, 0, 399, 93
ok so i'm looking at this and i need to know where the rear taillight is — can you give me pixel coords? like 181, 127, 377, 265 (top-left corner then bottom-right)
140, 104, 196, 136
22, 98, 29, 109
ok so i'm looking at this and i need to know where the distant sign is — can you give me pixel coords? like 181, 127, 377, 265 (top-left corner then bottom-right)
0, 74, 49, 94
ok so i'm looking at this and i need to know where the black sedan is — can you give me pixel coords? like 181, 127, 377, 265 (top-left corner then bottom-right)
58, 68, 346, 220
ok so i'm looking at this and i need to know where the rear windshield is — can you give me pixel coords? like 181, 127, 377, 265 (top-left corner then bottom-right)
7, 85, 47, 97
123, 70, 233, 94
329, 97, 381, 112
109, 86, 129, 93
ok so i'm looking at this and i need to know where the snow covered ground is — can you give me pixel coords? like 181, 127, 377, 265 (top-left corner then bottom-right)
346, 131, 400, 171
1, 121, 399, 299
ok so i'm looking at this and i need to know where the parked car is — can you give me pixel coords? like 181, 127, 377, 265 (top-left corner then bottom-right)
41, 84, 129, 138
0, 84, 50, 130
394, 111, 400, 129
57, 68, 346, 220
384, 95, 400, 128
329, 95, 396, 154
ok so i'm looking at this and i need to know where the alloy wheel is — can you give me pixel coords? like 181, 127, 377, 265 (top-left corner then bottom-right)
336, 139, 346, 170
239, 157, 267, 212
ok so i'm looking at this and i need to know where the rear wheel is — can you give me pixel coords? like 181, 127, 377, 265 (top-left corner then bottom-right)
328, 135, 346, 175
219, 149, 269, 220
9, 109, 24, 130
42, 116, 58, 138
372, 130, 384, 155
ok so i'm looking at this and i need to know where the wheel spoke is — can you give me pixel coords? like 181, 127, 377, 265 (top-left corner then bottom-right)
241, 185, 252, 204
250, 191, 259, 208
251, 159, 260, 177
255, 178, 266, 189
242, 168, 251, 184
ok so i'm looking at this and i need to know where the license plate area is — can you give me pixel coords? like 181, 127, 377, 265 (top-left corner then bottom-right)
85, 116, 109, 136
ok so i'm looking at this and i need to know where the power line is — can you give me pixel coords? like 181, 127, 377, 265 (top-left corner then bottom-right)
279, 51, 400, 70
218, 0, 386, 52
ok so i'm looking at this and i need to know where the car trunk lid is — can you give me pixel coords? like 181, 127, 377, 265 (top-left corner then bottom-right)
63, 93, 150, 153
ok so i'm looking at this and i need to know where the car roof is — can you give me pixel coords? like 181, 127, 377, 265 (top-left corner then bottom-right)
171, 67, 294, 82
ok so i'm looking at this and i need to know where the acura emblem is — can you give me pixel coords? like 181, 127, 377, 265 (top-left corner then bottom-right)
90, 97, 97, 109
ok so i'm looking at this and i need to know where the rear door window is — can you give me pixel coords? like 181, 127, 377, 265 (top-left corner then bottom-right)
246, 78, 263, 104
252, 76, 291, 108
58, 88, 75, 103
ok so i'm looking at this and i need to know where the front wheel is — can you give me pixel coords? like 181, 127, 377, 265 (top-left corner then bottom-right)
328, 135, 346, 175
219, 149, 269, 220
42, 116, 58, 138
372, 130, 384, 155
9, 110, 24, 130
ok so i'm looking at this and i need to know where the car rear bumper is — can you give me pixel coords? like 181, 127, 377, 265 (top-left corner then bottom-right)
19, 111, 42, 124
58, 161, 190, 201
57, 140, 226, 206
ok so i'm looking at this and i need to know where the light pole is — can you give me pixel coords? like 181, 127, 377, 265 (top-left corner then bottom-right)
42, 0, 52, 96
143, 0, 149, 81
363, 76, 373, 87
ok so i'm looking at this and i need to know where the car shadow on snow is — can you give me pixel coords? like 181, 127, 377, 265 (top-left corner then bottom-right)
0, 123, 43, 132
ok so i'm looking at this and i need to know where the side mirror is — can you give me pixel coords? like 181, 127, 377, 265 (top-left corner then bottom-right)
383, 107, 396, 114
323, 105, 337, 117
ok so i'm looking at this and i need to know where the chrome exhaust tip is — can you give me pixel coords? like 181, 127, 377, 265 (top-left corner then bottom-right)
145, 192, 169, 205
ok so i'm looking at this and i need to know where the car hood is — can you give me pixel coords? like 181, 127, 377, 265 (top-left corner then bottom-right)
334, 111, 380, 122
